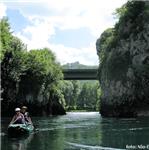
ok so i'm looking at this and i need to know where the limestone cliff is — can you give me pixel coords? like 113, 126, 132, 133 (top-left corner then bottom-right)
96, 1, 149, 117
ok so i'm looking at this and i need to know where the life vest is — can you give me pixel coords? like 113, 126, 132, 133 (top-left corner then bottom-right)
14, 113, 25, 124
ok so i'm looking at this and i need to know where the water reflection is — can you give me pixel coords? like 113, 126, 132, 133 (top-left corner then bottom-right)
1, 133, 34, 150
100, 117, 149, 149
1, 113, 149, 150
10, 134, 34, 150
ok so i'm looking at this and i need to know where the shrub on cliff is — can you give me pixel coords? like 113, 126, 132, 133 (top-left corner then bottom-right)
96, 1, 149, 117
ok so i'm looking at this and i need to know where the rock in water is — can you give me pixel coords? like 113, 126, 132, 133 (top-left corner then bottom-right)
96, 1, 149, 117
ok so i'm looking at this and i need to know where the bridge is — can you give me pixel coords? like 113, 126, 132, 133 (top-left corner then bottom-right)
63, 69, 98, 80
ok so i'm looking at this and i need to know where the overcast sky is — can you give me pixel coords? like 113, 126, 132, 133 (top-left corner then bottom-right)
0, 0, 127, 65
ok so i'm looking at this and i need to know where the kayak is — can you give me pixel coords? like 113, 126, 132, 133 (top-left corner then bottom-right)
8, 123, 34, 137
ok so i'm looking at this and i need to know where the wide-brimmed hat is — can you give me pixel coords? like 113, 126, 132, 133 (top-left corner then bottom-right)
15, 108, 21, 112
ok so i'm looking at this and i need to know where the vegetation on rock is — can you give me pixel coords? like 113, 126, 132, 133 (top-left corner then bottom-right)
1, 18, 100, 116
96, 1, 149, 117
1, 17, 65, 116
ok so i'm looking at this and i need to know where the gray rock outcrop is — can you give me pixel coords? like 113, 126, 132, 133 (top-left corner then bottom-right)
96, 1, 149, 117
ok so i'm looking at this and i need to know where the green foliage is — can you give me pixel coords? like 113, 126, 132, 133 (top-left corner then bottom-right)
1, 18, 27, 108
1, 17, 100, 115
0, 17, 26, 60
61, 62, 100, 111
97, 1, 148, 62
60, 80, 101, 111
1, 18, 65, 116
0, 17, 12, 60
71, 80, 81, 108
112, 1, 147, 48
77, 82, 100, 111
114, 4, 127, 19
96, 1, 149, 117
17, 48, 63, 102
23, 49, 62, 81
96, 28, 114, 63
97, 1, 149, 81
60, 81, 75, 109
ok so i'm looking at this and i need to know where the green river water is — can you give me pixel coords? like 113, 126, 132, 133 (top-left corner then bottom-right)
1, 112, 149, 150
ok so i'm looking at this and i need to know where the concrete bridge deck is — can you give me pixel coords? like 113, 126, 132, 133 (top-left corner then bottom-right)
63, 69, 98, 80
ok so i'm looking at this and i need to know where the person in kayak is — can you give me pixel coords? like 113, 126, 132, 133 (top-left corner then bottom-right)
10, 108, 25, 124
21, 106, 33, 124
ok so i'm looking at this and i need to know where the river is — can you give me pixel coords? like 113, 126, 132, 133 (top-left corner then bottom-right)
1, 112, 149, 150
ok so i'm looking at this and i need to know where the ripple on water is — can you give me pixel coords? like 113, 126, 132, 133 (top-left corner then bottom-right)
111, 127, 149, 132
66, 142, 125, 150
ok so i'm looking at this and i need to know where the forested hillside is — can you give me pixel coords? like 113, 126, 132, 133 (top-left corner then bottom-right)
62, 61, 98, 69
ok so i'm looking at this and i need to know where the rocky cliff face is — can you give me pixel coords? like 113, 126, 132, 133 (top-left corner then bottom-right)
96, 1, 149, 117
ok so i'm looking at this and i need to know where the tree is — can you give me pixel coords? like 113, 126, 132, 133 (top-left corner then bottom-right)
1, 18, 27, 114
60, 81, 74, 109
1, 18, 65, 116
17, 48, 64, 115
77, 81, 100, 111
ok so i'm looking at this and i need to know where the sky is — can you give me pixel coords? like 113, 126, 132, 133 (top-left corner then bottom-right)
0, 0, 127, 65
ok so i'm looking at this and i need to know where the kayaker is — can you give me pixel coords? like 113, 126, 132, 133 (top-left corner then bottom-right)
9, 108, 25, 124
21, 106, 33, 124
